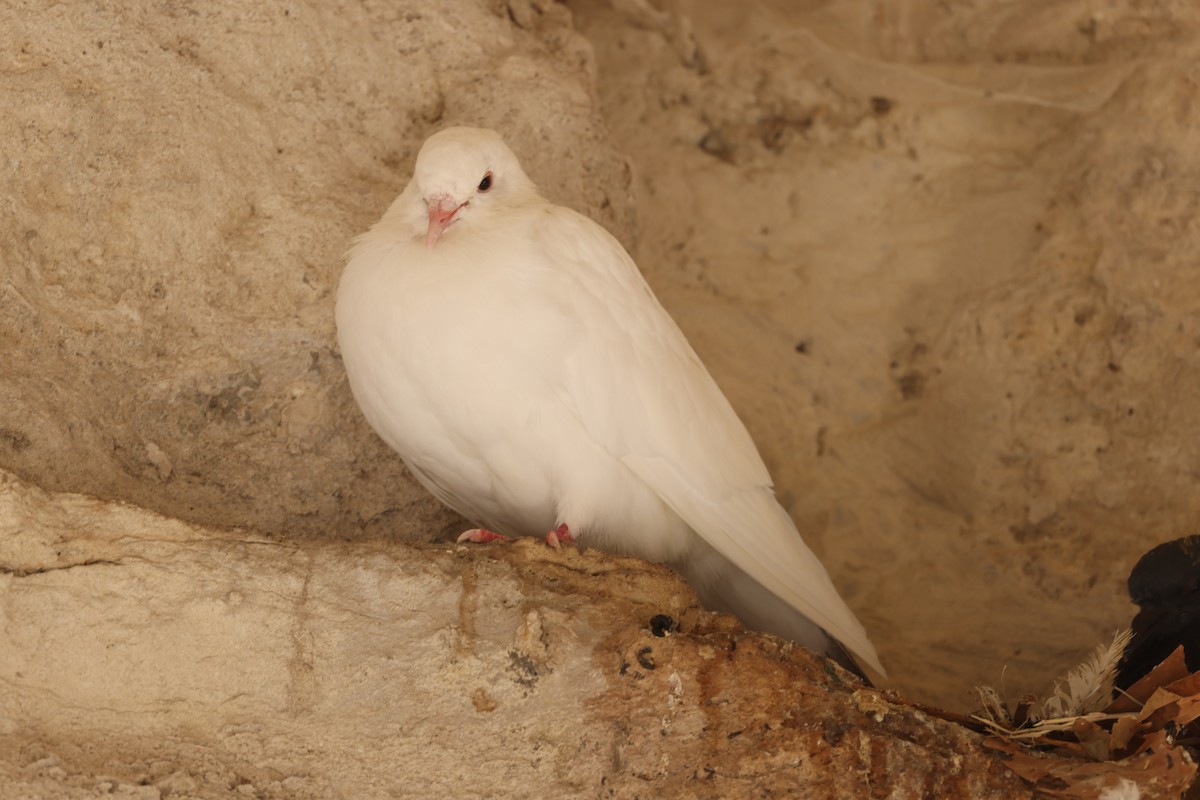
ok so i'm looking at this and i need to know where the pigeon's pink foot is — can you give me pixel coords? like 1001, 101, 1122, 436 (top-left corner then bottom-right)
544, 523, 574, 549
457, 528, 509, 544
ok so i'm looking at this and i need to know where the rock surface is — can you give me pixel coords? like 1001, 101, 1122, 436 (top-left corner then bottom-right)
569, 0, 1200, 707
0, 470, 1029, 799
2, 0, 1199, 759
0, 0, 633, 542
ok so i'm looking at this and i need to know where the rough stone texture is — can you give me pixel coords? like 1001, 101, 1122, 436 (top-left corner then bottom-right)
0, 470, 1029, 799
568, 0, 1200, 708
0, 0, 634, 542
3, 0, 1200, 784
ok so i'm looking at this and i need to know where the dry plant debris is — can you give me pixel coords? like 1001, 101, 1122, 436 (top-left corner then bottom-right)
975, 641, 1200, 799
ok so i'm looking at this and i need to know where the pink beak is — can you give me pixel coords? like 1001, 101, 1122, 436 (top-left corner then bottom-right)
426, 197, 463, 249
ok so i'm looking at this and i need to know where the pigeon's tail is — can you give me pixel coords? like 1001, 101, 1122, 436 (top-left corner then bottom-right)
679, 550, 871, 683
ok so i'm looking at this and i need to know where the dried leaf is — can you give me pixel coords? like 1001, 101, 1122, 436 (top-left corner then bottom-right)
1128, 728, 1172, 759
1109, 715, 1139, 755
983, 737, 1057, 783
1106, 646, 1188, 714
987, 738, 1196, 799
1071, 717, 1111, 761
1163, 694, 1200, 728
1131, 688, 1200, 731
1163, 669, 1200, 699
1136, 687, 1184, 726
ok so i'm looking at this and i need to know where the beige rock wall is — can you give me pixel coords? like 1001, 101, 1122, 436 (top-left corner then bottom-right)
2, 0, 1198, 750
569, 0, 1200, 706
0, 470, 1029, 799
0, 0, 632, 541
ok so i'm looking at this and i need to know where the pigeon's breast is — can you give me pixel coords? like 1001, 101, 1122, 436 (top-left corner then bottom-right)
336, 229, 585, 532
336, 218, 699, 558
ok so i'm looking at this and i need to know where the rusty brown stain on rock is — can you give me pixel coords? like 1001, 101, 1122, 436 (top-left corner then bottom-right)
470, 688, 498, 712
584, 619, 1029, 798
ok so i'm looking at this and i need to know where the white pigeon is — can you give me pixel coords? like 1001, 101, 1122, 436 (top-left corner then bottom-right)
335, 126, 884, 678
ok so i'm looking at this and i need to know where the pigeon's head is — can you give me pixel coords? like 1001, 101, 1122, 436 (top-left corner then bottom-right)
411, 127, 536, 249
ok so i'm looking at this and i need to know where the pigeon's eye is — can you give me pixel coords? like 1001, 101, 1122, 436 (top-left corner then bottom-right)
477, 173, 493, 193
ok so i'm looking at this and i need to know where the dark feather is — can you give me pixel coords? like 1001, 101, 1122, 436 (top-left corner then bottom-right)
1115, 534, 1200, 690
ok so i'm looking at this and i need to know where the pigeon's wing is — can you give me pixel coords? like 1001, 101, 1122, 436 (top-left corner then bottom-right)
533, 206, 883, 676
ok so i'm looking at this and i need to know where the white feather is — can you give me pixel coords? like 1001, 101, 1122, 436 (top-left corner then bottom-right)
336, 127, 884, 677
1099, 779, 1141, 800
